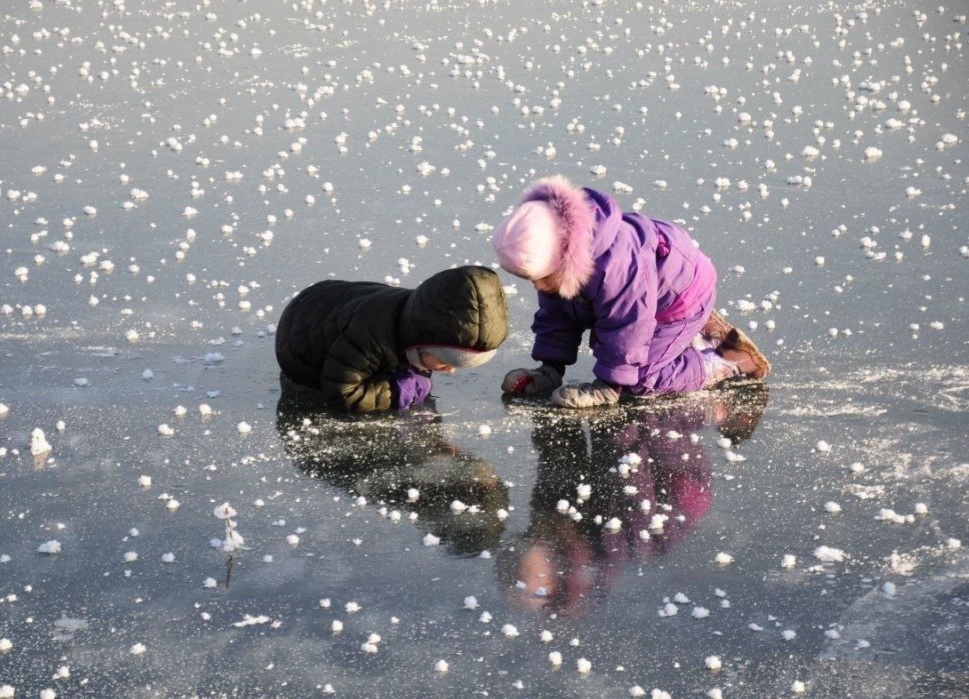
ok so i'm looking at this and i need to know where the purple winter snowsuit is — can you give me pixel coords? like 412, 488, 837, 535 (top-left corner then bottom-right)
529, 184, 717, 395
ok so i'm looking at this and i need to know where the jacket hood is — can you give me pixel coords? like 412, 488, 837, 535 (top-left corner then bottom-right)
519, 175, 597, 299
400, 266, 509, 354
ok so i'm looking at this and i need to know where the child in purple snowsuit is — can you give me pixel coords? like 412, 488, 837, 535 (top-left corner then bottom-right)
492, 176, 769, 408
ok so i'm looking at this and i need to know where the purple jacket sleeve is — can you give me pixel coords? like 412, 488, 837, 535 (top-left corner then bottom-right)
530, 293, 585, 366
391, 369, 433, 410
590, 253, 657, 386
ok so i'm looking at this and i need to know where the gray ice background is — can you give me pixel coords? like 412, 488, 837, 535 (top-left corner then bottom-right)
1, 0, 967, 697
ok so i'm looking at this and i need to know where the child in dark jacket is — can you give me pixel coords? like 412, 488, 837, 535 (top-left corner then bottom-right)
492, 176, 769, 408
275, 266, 508, 413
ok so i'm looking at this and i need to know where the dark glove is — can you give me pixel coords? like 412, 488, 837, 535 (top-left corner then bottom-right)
552, 379, 621, 409
501, 365, 563, 395
392, 369, 433, 410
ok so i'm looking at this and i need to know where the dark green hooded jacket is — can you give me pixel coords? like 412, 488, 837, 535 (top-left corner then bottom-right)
275, 266, 508, 413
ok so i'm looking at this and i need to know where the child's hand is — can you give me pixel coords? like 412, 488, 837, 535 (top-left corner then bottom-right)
552, 379, 620, 408
501, 366, 563, 394
392, 369, 433, 410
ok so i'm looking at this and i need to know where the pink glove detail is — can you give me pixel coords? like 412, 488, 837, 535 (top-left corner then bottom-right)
501, 366, 563, 395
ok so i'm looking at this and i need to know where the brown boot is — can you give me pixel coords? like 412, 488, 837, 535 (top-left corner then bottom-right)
718, 328, 771, 380
702, 310, 734, 344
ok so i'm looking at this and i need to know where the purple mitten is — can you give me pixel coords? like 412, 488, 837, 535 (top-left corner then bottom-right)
392, 369, 433, 410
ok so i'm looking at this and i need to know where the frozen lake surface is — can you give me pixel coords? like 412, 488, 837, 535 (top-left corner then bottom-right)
1, 0, 967, 696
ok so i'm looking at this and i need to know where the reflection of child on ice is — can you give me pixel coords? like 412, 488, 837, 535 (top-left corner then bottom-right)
276, 391, 510, 556
497, 385, 769, 617
492, 176, 770, 408
275, 266, 508, 413
497, 406, 716, 616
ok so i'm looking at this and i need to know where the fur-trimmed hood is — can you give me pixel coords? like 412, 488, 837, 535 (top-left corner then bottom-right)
496, 175, 596, 299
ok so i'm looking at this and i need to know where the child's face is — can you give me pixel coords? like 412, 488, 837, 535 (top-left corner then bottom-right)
420, 352, 456, 374
531, 270, 562, 294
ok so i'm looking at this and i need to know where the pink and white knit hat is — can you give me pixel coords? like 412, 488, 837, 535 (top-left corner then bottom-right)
491, 200, 562, 281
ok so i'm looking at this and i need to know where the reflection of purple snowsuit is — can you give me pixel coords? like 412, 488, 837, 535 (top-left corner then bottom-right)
529, 182, 718, 395
500, 406, 715, 617
593, 412, 713, 591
